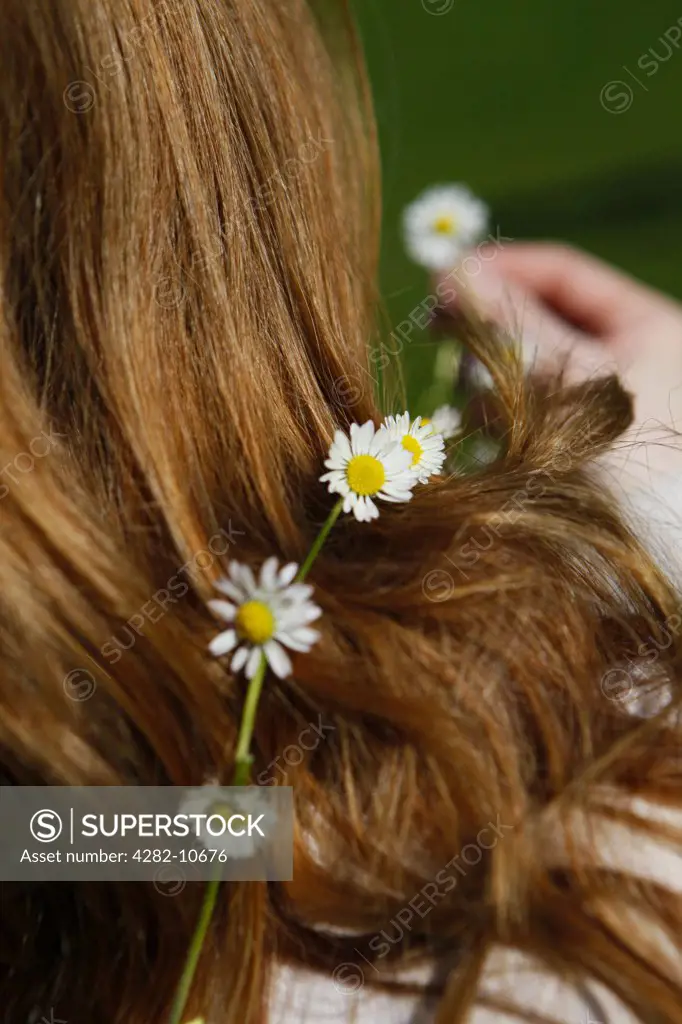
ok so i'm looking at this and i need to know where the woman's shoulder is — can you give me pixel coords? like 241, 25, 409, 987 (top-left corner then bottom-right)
270, 793, 682, 1024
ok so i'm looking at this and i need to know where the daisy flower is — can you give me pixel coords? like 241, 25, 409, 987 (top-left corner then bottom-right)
402, 184, 489, 271
320, 420, 417, 522
423, 405, 462, 440
379, 412, 446, 485
470, 436, 500, 467
208, 558, 321, 679
179, 784, 272, 858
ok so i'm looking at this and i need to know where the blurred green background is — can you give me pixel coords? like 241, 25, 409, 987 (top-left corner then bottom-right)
354, 0, 682, 406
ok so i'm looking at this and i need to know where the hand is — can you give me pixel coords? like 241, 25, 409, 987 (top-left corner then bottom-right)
438, 242, 682, 477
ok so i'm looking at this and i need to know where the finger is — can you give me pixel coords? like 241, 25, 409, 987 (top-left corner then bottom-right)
474, 243, 660, 336
440, 262, 615, 384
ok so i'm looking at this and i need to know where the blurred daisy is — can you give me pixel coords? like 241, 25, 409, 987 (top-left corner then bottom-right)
379, 412, 446, 484
403, 184, 489, 271
467, 358, 494, 391
423, 405, 461, 440
470, 436, 500, 467
179, 784, 272, 858
320, 420, 417, 522
208, 558, 321, 679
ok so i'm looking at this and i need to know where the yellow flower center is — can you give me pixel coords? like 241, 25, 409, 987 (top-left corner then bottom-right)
346, 454, 386, 496
235, 600, 275, 644
402, 434, 423, 467
209, 800, 234, 825
433, 214, 457, 235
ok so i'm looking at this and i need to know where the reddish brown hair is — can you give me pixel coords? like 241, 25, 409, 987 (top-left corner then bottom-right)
0, 2, 681, 1022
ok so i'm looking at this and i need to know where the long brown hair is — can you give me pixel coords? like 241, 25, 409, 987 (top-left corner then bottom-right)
0, 2, 681, 1022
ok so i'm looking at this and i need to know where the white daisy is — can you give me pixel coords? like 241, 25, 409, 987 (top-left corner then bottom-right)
179, 784, 272, 858
320, 421, 418, 522
423, 405, 461, 440
402, 184, 489, 271
208, 558, 321, 679
378, 412, 446, 485
467, 358, 495, 391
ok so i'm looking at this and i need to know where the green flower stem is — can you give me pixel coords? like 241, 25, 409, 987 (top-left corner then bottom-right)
232, 653, 268, 786
169, 498, 345, 1023
296, 497, 343, 582
169, 655, 266, 1023
168, 871, 220, 1024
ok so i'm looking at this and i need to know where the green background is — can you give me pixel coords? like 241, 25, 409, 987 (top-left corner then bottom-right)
354, 0, 682, 405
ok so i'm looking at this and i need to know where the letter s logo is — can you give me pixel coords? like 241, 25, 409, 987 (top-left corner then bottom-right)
30, 809, 63, 842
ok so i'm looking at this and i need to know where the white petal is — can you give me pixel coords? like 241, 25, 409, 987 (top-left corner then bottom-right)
331, 429, 352, 459
207, 599, 236, 621
365, 497, 380, 520
370, 427, 392, 456
320, 470, 345, 493
229, 561, 255, 596
260, 556, 279, 590
231, 646, 249, 673
208, 629, 238, 657
351, 497, 368, 522
354, 420, 375, 454
236, 563, 257, 594
214, 578, 245, 603
331, 478, 350, 497
422, 437, 445, 454
372, 426, 395, 455
430, 405, 461, 438
278, 603, 321, 630
245, 646, 263, 679
264, 640, 292, 679
279, 626, 320, 652
281, 582, 314, 602
381, 483, 414, 500
383, 446, 414, 475
278, 562, 298, 587
299, 604, 322, 623
379, 488, 413, 504
404, 234, 463, 273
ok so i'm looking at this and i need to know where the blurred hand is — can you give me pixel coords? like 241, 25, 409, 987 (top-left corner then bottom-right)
438, 242, 682, 477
